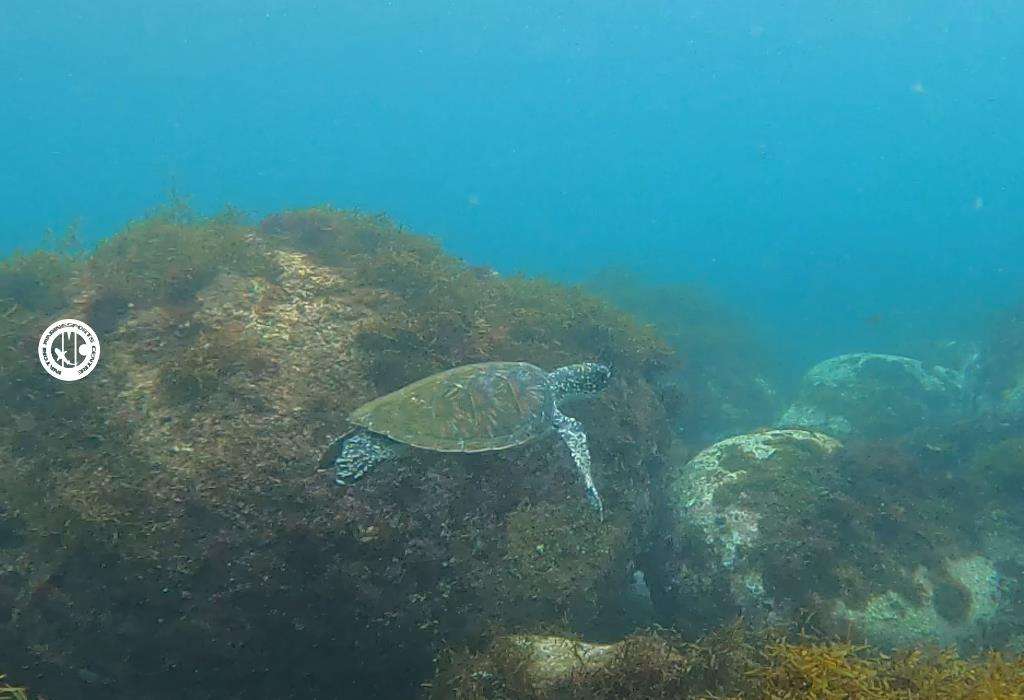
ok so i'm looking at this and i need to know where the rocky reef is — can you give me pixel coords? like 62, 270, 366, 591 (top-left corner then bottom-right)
5, 205, 1024, 697
0, 207, 676, 698
650, 426, 1024, 651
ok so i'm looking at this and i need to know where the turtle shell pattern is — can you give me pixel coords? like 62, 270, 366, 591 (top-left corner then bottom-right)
349, 362, 555, 452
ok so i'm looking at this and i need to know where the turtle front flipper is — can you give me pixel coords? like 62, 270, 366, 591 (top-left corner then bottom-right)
553, 409, 604, 518
322, 428, 407, 487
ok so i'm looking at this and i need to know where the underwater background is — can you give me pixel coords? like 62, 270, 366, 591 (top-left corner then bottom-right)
3, 2, 1024, 699
5, 1, 1024, 368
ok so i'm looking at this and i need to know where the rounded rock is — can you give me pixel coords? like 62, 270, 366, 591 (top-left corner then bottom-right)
654, 428, 1008, 650
656, 429, 842, 632
778, 353, 967, 439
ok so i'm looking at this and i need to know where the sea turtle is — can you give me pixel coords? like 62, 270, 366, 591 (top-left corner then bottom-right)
323, 361, 611, 514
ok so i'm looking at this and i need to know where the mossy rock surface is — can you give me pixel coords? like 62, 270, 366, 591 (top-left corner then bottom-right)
984, 368, 1024, 423
975, 304, 1024, 423
433, 627, 1024, 698
779, 353, 967, 439
655, 429, 844, 632
831, 555, 1002, 650
652, 428, 1014, 650
0, 207, 675, 699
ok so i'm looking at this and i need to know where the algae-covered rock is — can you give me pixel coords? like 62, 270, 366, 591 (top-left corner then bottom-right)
655, 429, 844, 632
0, 207, 676, 699
973, 304, 1024, 424
831, 555, 1002, 650
779, 353, 967, 439
652, 428, 1014, 650
433, 626, 1024, 698
431, 631, 707, 699
975, 362, 1024, 424
1001, 383, 1024, 421
486, 636, 619, 693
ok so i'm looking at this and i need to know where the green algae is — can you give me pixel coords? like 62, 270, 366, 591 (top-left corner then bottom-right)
262, 208, 674, 385
969, 438, 1024, 501
0, 248, 79, 415
696, 433, 983, 621
504, 501, 627, 610
84, 207, 278, 330
0, 250, 76, 314
158, 323, 271, 406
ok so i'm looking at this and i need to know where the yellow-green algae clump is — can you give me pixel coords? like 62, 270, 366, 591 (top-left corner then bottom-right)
0, 206, 675, 699
433, 626, 1024, 699
0, 676, 28, 700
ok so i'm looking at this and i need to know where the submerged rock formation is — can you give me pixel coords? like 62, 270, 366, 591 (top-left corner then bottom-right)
778, 353, 968, 439
653, 429, 843, 632
829, 554, 1002, 649
5, 207, 1024, 697
651, 428, 1018, 650
0, 207, 677, 699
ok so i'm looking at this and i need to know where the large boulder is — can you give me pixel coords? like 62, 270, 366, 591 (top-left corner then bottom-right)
654, 429, 844, 632
779, 353, 967, 439
651, 428, 1015, 650
0, 208, 676, 699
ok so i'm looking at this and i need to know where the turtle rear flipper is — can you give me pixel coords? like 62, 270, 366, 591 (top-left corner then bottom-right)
323, 429, 407, 486
319, 429, 357, 472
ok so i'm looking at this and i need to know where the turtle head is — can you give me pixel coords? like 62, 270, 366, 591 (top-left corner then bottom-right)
549, 363, 612, 403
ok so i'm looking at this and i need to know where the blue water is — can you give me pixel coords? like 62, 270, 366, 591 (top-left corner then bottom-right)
3, 1, 1023, 365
